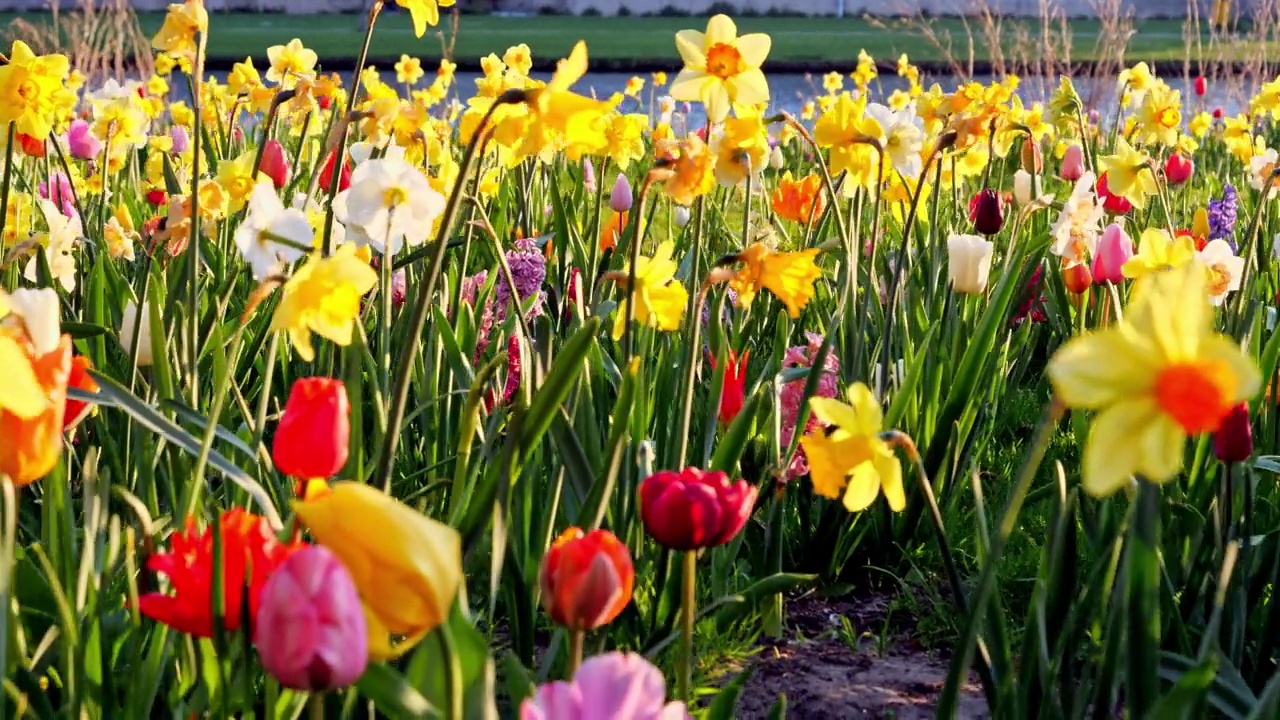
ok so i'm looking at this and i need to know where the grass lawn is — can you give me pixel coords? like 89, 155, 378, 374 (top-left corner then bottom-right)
0, 11, 1241, 68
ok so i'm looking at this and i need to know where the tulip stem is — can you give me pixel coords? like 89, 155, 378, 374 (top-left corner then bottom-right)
567, 629, 584, 678
679, 549, 697, 707
308, 692, 324, 720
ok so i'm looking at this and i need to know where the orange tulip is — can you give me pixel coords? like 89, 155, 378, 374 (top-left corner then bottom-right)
598, 210, 629, 253
770, 171, 825, 225
539, 527, 633, 632
64, 355, 99, 430
0, 329, 71, 486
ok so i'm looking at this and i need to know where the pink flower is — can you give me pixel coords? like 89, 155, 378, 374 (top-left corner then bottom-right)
583, 157, 597, 194
254, 545, 368, 691
170, 126, 190, 154
779, 333, 840, 481
521, 652, 688, 720
39, 172, 76, 218
1060, 144, 1085, 181
67, 120, 101, 160
1091, 223, 1134, 284
609, 173, 633, 213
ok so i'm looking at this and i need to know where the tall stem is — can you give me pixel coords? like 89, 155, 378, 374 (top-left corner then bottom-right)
567, 629, 584, 678
679, 549, 697, 706
186, 25, 208, 408
0, 122, 14, 268
621, 175, 657, 365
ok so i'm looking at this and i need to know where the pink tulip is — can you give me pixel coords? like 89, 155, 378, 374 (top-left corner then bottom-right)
1060, 144, 1085, 181
582, 158, 596, 194
521, 652, 689, 720
260, 139, 290, 190
67, 120, 101, 160
609, 173, 633, 213
254, 545, 368, 691
170, 126, 190, 154
1091, 223, 1134, 284
39, 172, 76, 218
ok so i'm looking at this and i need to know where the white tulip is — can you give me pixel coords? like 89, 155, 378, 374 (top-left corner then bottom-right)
1013, 169, 1042, 206
673, 205, 691, 228
121, 301, 154, 367
947, 233, 994, 295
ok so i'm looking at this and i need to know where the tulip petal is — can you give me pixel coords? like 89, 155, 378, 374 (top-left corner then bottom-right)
0, 336, 47, 419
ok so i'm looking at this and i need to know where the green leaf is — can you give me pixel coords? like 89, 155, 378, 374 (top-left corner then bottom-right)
576, 356, 639, 530
500, 651, 536, 712
1159, 652, 1254, 720
768, 693, 788, 720
356, 663, 440, 719
714, 573, 817, 630
1146, 653, 1218, 720
710, 393, 763, 475
520, 318, 599, 459
706, 668, 752, 720
404, 604, 490, 718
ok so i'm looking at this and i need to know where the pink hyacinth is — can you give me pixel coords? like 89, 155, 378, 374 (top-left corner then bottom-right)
461, 270, 496, 358
520, 652, 688, 720
779, 332, 840, 482
254, 546, 368, 691
39, 172, 76, 218
67, 119, 102, 160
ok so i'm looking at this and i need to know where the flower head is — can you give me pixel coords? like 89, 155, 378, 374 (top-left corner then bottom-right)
609, 241, 689, 341
395, 0, 456, 38
271, 244, 378, 362
539, 528, 634, 632
0, 41, 74, 142
0, 289, 70, 486
669, 14, 770, 123
152, 0, 208, 66
1207, 184, 1239, 242
521, 652, 688, 720
659, 135, 716, 206
723, 243, 822, 318
1098, 137, 1157, 209
1121, 229, 1196, 280
639, 467, 757, 550
771, 172, 825, 225
800, 383, 904, 512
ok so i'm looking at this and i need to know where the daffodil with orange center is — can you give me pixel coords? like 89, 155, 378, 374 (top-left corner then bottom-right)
152, 0, 208, 66
659, 135, 717, 206
518, 42, 615, 159
723, 243, 822, 318
669, 14, 770, 123
1121, 228, 1197, 280
1047, 262, 1260, 496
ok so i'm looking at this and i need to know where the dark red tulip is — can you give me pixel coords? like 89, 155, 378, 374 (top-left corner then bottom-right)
1214, 403, 1253, 463
273, 377, 350, 479
319, 150, 351, 193
1194, 75, 1208, 97
639, 467, 758, 551
260, 139, 290, 190
1096, 173, 1132, 215
1165, 153, 1194, 186
968, 188, 1005, 235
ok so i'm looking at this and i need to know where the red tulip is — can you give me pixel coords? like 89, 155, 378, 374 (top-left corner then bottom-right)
138, 508, 305, 637
1062, 261, 1092, 295
273, 378, 350, 479
708, 348, 749, 425
1213, 403, 1252, 463
1096, 173, 1132, 215
1195, 75, 1208, 97
1165, 153, 1194, 186
968, 189, 1004, 235
17, 133, 45, 158
1213, 107, 1224, 119
319, 150, 351, 193
539, 527, 634, 631
639, 467, 758, 551
260, 139, 290, 190
64, 355, 99, 430
146, 188, 168, 206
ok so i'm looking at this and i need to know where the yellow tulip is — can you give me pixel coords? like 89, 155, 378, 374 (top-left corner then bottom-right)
294, 481, 463, 660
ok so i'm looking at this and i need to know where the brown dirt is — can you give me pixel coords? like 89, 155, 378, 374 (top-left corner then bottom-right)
733, 593, 990, 719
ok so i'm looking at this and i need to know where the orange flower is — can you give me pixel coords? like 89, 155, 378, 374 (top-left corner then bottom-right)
771, 171, 825, 225
538, 527, 634, 631
0, 321, 70, 486
599, 210, 628, 252
63, 355, 98, 430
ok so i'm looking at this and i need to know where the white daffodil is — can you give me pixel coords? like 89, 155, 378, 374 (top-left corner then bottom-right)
336, 157, 444, 256
865, 102, 924, 179
25, 200, 80, 292
1199, 238, 1245, 306
1049, 171, 1104, 266
235, 183, 312, 280
1250, 147, 1279, 199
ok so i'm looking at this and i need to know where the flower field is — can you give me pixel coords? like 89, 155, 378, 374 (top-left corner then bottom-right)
8, 0, 1280, 717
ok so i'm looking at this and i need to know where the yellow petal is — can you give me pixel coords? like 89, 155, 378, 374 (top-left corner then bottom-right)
1198, 334, 1263, 402
1047, 327, 1158, 409
551, 41, 588, 93
1082, 399, 1176, 496
875, 444, 906, 512
735, 33, 772, 68
728, 69, 770, 108
801, 433, 858, 499
674, 30, 706, 68
808, 396, 859, 432
704, 14, 738, 46
842, 461, 880, 512
844, 382, 884, 437
0, 336, 46, 419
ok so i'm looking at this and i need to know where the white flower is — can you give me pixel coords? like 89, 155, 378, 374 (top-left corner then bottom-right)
1049, 171, 1103, 265
349, 141, 407, 167
1272, 231, 1280, 260
865, 102, 924, 179
769, 145, 785, 170
335, 157, 444, 256
25, 200, 80, 292
947, 233, 994, 295
1199, 239, 1244, 306
1014, 169, 1043, 206
673, 205, 691, 227
235, 183, 312, 280
1250, 147, 1280, 199
6, 287, 60, 355
121, 301, 154, 367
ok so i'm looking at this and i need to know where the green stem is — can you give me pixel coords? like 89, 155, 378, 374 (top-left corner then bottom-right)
308, 692, 324, 720
187, 27, 208, 409
567, 629, 584, 678
679, 549, 697, 706
621, 174, 656, 365
0, 122, 13, 259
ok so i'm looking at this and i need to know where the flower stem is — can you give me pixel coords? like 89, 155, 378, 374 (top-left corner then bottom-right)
0, 121, 13, 267
679, 549, 698, 706
308, 692, 324, 720
567, 629, 584, 678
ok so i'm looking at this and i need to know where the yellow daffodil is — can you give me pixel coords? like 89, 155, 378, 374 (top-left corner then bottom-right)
503, 43, 533, 76
395, 0, 456, 38
1122, 229, 1197, 280
294, 481, 462, 660
1134, 84, 1182, 147
850, 49, 877, 92
266, 38, 317, 87
0, 41, 74, 141
800, 383, 904, 512
395, 54, 425, 86
1047, 262, 1260, 496
1098, 137, 1157, 209
670, 14, 770, 123
152, 0, 208, 66
720, 243, 822, 318
519, 41, 614, 159
659, 135, 717, 206
602, 113, 648, 170
712, 112, 769, 187
608, 241, 689, 341
271, 244, 378, 362
216, 150, 265, 213
1117, 61, 1155, 105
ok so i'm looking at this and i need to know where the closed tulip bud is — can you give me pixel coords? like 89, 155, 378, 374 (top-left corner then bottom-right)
582, 158, 596, 194
260, 139, 290, 190
170, 125, 190, 154
1213, 403, 1252, 463
63, 355, 98, 430
947, 233, 994, 295
968, 189, 1004, 235
609, 173, 632, 213
120, 301, 154, 367
1091, 223, 1134, 284
673, 205, 691, 227
1213, 107, 1224, 119
639, 467, 758, 550
1063, 260, 1092, 294
1060, 144, 1086, 181
1195, 75, 1208, 97
294, 482, 463, 660
1165, 153, 1194, 186
709, 349, 749, 426
67, 119, 101, 160
539, 528, 634, 632
769, 144, 785, 170
273, 378, 349, 479
319, 150, 351, 192
255, 546, 368, 691
521, 652, 687, 720
146, 189, 167, 207
1013, 170, 1037, 206
391, 269, 407, 307
1020, 136, 1042, 173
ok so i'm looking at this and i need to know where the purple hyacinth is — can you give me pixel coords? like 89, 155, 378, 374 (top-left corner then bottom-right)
1207, 184, 1238, 247
495, 238, 546, 321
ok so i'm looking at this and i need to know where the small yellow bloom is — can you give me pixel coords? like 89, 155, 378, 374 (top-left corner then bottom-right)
659, 135, 716, 206
395, 54, 425, 86
152, 0, 208, 66
294, 481, 463, 660
670, 14, 771, 123
1189, 111, 1213, 139
800, 383, 904, 512
1047, 262, 1260, 496
822, 71, 843, 95
216, 150, 264, 213
395, 0, 456, 37
609, 241, 689, 341
518, 42, 615, 159
271, 244, 378, 362
503, 43, 533, 76
1098, 137, 1157, 209
624, 76, 645, 99
652, 70, 668, 87
1121, 229, 1196, 280
266, 38, 318, 87
712, 112, 769, 187
725, 243, 822, 318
